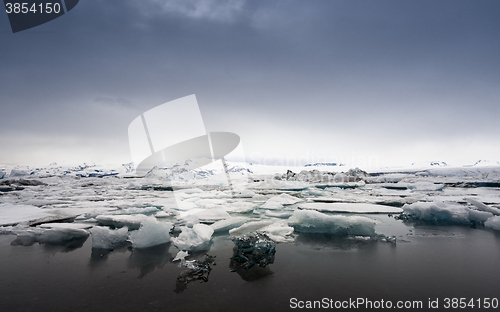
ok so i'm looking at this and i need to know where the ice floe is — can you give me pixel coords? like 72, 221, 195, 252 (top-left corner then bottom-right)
298, 203, 403, 214
288, 210, 377, 236
89, 226, 128, 249
128, 217, 172, 248
171, 224, 214, 251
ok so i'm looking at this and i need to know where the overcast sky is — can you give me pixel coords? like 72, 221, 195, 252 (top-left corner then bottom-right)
1, 0, 499, 168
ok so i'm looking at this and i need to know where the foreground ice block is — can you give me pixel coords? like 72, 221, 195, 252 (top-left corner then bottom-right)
129, 217, 172, 248
90, 226, 129, 249
171, 224, 214, 251
288, 209, 377, 236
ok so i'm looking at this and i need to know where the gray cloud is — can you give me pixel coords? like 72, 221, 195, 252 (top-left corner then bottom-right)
1, 0, 499, 167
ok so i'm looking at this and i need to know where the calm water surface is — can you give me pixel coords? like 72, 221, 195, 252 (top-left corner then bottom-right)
1, 225, 500, 312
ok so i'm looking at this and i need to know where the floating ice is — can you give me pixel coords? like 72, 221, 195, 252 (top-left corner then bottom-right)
265, 210, 293, 218
89, 226, 128, 249
37, 227, 89, 244
179, 208, 231, 223
465, 198, 500, 216
298, 203, 403, 214
288, 209, 377, 236
128, 217, 172, 248
402, 201, 493, 224
39, 223, 93, 230
210, 217, 247, 233
261, 193, 303, 209
0, 204, 54, 226
173, 250, 190, 262
229, 220, 274, 236
407, 182, 444, 192
485, 216, 500, 230
171, 224, 214, 251
259, 221, 294, 242
96, 214, 150, 230
225, 202, 257, 213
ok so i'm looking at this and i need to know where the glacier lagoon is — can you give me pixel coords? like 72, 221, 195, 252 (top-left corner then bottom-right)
1, 162, 500, 311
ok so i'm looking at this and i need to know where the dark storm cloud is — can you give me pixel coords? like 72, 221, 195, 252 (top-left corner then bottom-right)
1, 0, 499, 166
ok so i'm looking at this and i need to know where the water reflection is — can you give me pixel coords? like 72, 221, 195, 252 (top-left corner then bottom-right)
88, 243, 129, 269
294, 233, 378, 251
10, 234, 88, 253
128, 243, 172, 278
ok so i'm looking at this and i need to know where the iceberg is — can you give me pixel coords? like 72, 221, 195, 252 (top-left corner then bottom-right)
229, 220, 274, 236
401, 201, 494, 225
298, 203, 403, 214
0, 204, 54, 226
288, 210, 377, 236
128, 217, 172, 248
171, 224, 214, 251
210, 217, 247, 233
261, 193, 303, 210
89, 226, 128, 249
96, 214, 150, 230
485, 216, 500, 230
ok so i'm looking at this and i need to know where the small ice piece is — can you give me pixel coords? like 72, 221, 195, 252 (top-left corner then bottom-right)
407, 182, 444, 192
265, 210, 293, 218
261, 194, 303, 210
95, 214, 150, 230
129, 217, 172, 249
232, 189, 255, 198
189, 208, 231, 223
228, 220, 274, 236
38, 228, 89, 244
89, 226, 128, 249
39, 223, 93, 230
173, 250, 190, 262
298, 203, 403, 214
465, 198, 500, 216
210, 217, 247, 233
288, 209, 377, 236
171, 224, 214, 251
225, 202, 257, 213
155, 210, 175, 218
260, 221, 294, 242
485, 216, 500, 231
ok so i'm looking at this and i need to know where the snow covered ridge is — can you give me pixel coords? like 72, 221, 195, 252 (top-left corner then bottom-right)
304, 162, 346, 167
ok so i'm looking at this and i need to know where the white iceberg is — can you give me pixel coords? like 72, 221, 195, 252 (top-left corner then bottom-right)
171, 224, 214, 251
261, 193, 303, 210
402, 201, 493, 224
485, 216, 500, 230
128, 217, 172, 248
228, 220, 274, 236
89, 226, 129, 249
0, 204, 54, 226
96, 214, 150, 230
210, 217, 247, 233
288, 209, 377, 236
298, 203, 403, 214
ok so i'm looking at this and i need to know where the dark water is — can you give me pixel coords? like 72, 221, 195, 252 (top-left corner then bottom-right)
1, 226, 500, 312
